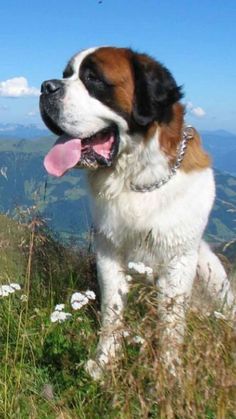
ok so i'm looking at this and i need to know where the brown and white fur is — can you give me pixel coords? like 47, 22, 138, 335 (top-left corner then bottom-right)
40, 47, 235, 379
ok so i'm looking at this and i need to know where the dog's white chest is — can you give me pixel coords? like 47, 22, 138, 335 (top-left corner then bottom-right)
92, 168, 215, 266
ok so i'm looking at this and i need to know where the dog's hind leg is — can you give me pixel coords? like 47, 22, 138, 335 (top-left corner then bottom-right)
197, 240, 235, 312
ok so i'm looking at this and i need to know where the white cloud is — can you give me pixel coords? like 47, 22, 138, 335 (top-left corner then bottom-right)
191, 106, 206, 118
186, 101, 206, 118
0, 77, 40, 97
27, 110, 38, 117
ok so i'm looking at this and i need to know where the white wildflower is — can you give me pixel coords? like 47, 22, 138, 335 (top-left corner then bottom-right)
0, 283, 21, 297
20, 294, 28, 302
72, 295, 88, 309
54, 304, 65, 311
50, 311, 60, 323
50, 310, 72, 323
71, 292, 89, 310
133, 335, 145, 344
85, 290, 96, 300
4, 285, 15, 294
0, 286, 10, 297
214, 311, 226, 320
126, 275, 133, 283
128, 261, 153, 275
10, 283, 21, 290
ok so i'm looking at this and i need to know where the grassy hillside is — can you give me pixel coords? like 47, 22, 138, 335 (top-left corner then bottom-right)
0, 214, 28, 281
0, 139, 91, 243
0, 215, 235, 418
0, 132, 235, 417
206, 171, 236, 243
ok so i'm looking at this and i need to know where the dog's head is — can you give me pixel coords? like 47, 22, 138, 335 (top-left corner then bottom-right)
40, 47, 183, 176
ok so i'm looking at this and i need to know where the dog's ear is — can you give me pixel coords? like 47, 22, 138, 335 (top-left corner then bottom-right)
131, 52, 183, 128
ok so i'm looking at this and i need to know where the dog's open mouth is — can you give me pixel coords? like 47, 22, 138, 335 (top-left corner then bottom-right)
44, 125, 119, 177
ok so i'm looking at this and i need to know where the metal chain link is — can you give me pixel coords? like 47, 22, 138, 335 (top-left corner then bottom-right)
130, 125, 194, 193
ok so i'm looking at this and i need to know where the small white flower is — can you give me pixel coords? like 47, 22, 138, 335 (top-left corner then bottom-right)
71, 292, 89, 310
214, 311, 226, 320
85, 290, 96, 300
54, 304, 65, 311
71, 292, 85, 304
0, 283, 22, 297
133, 335, 145, 344
0, 285, 14, 296
50, 311, 60, 323
126, 275, 133, 283
71, 299, 89, 310
50, 310, 72, 323
20, 294, 28, 302
10, 283, 21, 290
5, 285, 15, 294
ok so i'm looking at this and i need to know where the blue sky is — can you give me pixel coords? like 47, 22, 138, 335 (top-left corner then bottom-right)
0, 0, 236, 133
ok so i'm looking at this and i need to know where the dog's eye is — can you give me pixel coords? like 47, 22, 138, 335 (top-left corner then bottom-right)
84, 69, 103, 84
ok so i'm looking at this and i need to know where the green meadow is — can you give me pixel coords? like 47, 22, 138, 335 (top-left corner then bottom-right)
0, 213, 235, 418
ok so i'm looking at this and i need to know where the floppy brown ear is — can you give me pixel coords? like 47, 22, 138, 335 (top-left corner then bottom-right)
131, 52, 183, 129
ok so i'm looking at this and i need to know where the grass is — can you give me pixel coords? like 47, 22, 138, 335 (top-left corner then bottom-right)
0, 215, 236, 418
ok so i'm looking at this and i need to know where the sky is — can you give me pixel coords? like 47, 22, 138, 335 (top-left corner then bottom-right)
0, 0, 236, 133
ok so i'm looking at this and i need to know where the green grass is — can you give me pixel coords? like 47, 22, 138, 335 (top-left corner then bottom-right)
0, 216, 236, 418
0, 214, 28, 281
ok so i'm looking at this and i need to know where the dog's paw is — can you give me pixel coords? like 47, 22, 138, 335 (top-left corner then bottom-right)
85, 359, 104, 381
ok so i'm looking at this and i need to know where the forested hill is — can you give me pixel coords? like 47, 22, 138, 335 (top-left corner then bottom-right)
0, 130, 235, 244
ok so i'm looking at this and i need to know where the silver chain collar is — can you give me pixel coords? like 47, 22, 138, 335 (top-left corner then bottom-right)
130, 125, 194, 193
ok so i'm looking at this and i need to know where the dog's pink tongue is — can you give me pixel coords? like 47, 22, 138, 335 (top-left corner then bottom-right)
44, 139, 82, 177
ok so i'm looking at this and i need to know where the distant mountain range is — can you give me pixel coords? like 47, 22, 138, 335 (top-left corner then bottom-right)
201, 130, 236, 175
0, 127, 235, 244
0, 123, 235, 174
0, 123, 49, 139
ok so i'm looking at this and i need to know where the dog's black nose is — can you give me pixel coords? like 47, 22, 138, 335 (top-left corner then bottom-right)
41, 79, 62, 94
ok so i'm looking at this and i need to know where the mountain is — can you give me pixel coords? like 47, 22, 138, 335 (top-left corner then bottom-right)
206, 170, 236, 243
0, 136, 91, 244
1, 125, 235, 174
0, 133, 235, 244
0, 123, 49, 139
201, 130, 236, 175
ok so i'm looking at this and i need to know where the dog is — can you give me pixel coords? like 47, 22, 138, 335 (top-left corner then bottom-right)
40, 46, 235, 379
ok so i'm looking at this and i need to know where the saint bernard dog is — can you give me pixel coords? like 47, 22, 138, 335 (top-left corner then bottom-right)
40, 47, 235, 379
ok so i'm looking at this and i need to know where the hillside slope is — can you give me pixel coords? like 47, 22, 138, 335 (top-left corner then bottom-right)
0, 214, 28, 280
201, 129, 236, 175
0, 135, 235, 244
0, 137, 90, 242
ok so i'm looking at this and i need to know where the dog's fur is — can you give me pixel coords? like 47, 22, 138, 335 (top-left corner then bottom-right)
40, 47, 235, 379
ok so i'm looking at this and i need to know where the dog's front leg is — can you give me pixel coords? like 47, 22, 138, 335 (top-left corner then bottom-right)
86, 237, 128, 379
157, 251, 198, 374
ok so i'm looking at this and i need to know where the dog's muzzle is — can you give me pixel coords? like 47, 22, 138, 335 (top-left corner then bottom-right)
41, 79, 64, 96
40, 79, 65, 135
